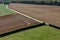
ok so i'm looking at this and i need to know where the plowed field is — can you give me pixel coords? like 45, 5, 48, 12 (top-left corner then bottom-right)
0, 13, 40, 35
9, 3, 60, 27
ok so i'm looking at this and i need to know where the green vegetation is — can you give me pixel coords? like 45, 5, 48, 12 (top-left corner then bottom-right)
0, 25, 60, 40
3, 0, 60, 6
0, 4, 14, 16
5, 0, 60, 2
0, 0, 60, 5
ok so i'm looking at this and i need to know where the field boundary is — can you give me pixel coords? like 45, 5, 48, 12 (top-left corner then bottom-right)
6, 5, 44, 23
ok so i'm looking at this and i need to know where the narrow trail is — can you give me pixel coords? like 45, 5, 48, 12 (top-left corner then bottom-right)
6, 5, 44, 23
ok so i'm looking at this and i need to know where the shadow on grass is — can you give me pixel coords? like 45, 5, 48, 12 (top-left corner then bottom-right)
49, 24, 60, 29
0, 23, 45, 38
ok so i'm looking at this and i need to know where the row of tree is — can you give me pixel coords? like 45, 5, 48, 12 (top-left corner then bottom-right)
17, 1, 60, 6
0, 0, 60, 6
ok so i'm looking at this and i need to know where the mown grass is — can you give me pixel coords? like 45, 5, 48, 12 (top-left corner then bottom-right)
0, 25, 60, 40
0, 4, 14, 16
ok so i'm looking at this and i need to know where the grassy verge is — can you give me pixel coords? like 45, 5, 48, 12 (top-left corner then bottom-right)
0, 4, 14, 16
0, 25, 60, 40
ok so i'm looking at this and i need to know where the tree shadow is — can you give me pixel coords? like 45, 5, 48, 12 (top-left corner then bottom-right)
0, 23, 45, 38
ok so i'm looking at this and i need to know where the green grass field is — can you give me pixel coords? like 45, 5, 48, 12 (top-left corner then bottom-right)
0, 4, 14, 16
0, 4, 60, 40
0, 26, 60, 40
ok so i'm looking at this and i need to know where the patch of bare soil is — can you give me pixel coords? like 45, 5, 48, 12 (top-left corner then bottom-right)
0, 13, 40, 35
9, 3, 60, 27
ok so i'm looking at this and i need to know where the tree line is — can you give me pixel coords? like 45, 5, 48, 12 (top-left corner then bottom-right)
0, 0, 60, 6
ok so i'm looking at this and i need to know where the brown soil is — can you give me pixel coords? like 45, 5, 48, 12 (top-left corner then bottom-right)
9, 3, 60, 27
0, 13, 40, 35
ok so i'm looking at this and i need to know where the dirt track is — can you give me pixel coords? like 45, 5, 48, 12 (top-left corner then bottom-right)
0, 13, 40, 35
9, 3, 60, 27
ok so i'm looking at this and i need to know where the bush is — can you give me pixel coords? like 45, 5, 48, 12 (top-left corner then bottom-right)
11, 1, 17, 3
57, 2, 60, 6
47, 1, 53, 5
4, 2, 10, 5
40, 1, 47, 5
